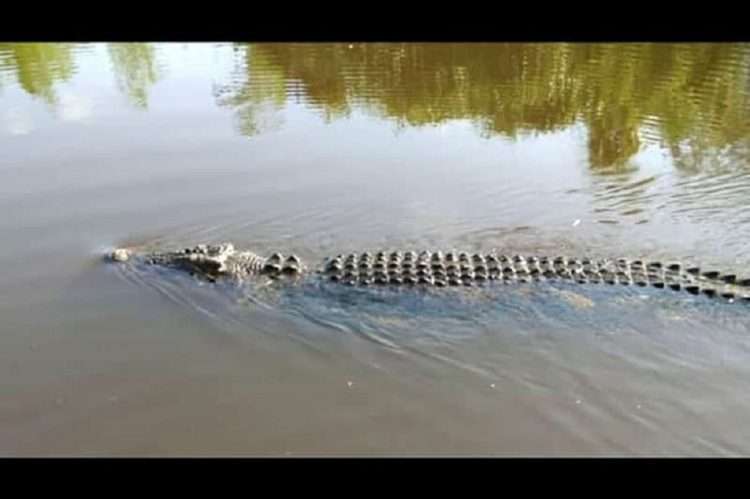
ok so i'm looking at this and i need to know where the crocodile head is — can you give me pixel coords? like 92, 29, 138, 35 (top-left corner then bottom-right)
108, 242, 235, 275
107, 242, 297, 281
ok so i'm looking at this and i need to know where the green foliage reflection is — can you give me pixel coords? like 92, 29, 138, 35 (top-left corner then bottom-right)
0, 43, 77, 105
107, 43, 161, 109
217, 43, 750, 168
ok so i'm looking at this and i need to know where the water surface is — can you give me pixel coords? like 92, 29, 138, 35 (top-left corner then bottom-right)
2, 43, 750, 456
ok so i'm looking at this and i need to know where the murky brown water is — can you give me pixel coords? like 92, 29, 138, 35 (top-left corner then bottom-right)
2, 43, 750, 456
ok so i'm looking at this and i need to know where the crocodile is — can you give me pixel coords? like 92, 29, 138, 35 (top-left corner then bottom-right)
108, 243, 750, 303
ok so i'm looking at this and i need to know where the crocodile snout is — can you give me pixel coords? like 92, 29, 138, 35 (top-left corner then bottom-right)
110, 248, 132, 262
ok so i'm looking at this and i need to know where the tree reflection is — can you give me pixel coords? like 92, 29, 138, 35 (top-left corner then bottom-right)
216, 43, 750, 169
0, 43, 77, 105
213, 45, 287, 135
107, 43, 161, 109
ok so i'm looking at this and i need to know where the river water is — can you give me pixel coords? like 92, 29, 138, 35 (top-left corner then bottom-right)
2, 43, 750, 456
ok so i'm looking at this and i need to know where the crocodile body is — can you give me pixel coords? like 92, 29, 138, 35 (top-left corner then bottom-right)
109, 243, 750, 303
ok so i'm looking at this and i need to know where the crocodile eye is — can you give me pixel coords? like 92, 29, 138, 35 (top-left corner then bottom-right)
205, 245, 221, 256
